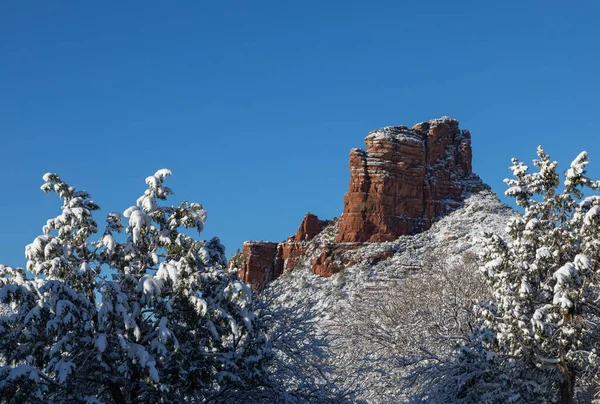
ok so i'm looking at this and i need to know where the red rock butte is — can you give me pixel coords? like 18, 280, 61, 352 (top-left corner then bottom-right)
337, 116, 473, 242
232, 117, 487, 287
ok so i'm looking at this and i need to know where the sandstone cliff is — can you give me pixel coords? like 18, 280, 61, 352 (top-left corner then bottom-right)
234, 213, 331, 286
337, 117, 476, 242
233, 117, 487, 287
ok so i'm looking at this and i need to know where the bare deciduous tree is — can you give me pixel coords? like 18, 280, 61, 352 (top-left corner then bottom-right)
330, 245, 491, 402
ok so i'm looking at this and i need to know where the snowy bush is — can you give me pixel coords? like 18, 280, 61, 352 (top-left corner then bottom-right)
478, 147, 600, 403
0, 170, 270, 402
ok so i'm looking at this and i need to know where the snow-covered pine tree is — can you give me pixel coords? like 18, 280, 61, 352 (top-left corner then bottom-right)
0, 170, 269, 403
480, 147, 600, 403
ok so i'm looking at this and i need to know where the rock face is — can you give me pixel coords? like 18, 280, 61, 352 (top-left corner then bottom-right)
337, 117, 474, 242
236, 213, 329, 287
291, 213, 328, 241
237, 241, 280, 286
233, 117, 486, 287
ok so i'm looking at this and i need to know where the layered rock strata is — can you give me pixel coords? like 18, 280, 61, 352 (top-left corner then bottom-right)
337, 117, 474, 242
233, 117, 486, 287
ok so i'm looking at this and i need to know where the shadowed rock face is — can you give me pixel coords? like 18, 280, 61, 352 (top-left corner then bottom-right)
233, 117, 486, 287
337, 117, 473, 242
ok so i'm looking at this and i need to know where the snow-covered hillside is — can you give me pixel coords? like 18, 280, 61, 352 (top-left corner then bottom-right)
270, 190, 514, 315
265, 190, 514, 402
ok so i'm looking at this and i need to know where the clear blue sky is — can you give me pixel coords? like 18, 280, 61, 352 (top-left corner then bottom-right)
1, 1, 599, 268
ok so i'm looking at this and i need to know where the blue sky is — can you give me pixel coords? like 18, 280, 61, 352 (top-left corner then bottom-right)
1, 1, 599, 267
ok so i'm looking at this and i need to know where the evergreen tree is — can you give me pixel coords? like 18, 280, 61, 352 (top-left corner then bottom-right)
480, 147, 600, 403
0, 170, 269, 402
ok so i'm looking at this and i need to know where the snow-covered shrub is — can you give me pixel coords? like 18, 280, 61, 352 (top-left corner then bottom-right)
410, 325, 551, 404
243, 286, 351, 403
331, 246, 492, 402
479, 147, 600, 403
0, 170, 269, 402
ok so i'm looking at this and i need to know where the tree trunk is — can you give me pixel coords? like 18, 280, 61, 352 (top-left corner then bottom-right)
559, 371, 575, 404
109, 382, 127, 404
130, 384, 141, 402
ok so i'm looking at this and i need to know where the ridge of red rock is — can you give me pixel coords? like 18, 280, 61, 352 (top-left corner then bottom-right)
232, 117, 487, 287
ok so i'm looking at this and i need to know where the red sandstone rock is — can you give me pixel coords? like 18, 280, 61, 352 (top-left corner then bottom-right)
236, 241, 279, 287
311, 243, 362, 277
276, 242, 307, 271
292, 213, 327, 242
235, 117, 485, 286
336, 117, 475, 243
235, 214, 327, 287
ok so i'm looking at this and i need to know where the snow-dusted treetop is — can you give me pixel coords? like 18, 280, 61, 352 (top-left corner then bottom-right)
0, 169, 269, 403
481, 146, 600, 402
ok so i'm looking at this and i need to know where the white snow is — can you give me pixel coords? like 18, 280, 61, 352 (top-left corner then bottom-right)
123, 206, 138, 218
154, 168, 172, 179
554, 262, 576, 284
96, 333, 107, 353
102, 234, 116, 253
485, 257, 503, 271
584, 205, 600, 227
156, 261, 179, 285
536, 247, 552, 260
137, 275, 161, 300
158, 317, 172, 343
56, 360, 75, 383
145, 175, 159, 189
519, 279, 532, 295
127, 209, 151, 242
565, 151, 588, 181
574, 254, 591, 271
137, 194, 158, 212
